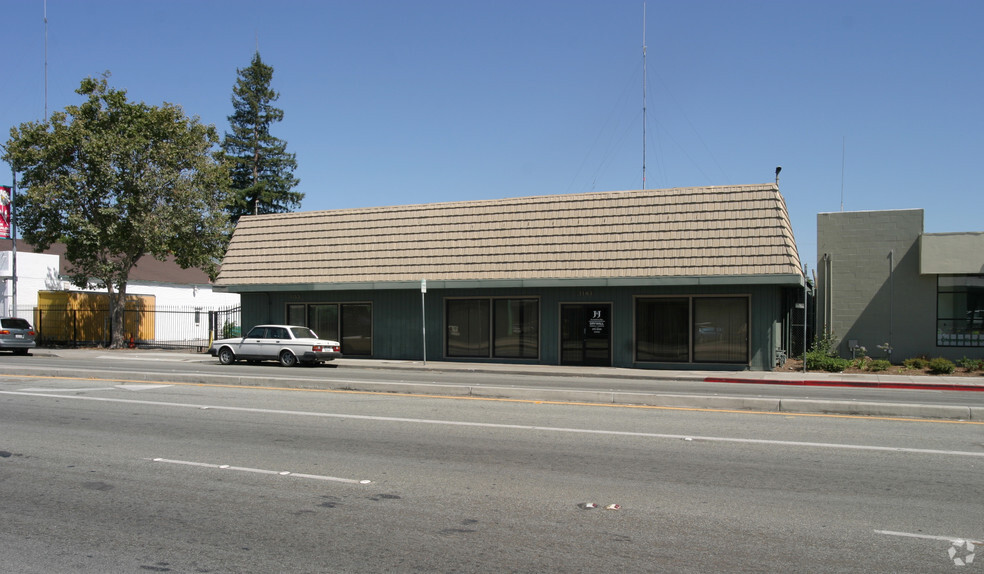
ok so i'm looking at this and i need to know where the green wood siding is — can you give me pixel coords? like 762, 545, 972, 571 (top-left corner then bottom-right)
240, 283, 792, 370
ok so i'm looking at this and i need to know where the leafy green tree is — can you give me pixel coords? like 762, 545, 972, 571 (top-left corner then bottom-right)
2, 75, 231, 348
223, 51, 302, 221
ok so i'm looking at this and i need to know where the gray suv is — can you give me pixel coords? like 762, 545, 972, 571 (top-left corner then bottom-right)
0, 318, 36, 355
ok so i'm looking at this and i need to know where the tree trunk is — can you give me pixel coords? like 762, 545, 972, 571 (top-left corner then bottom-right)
106, 284, 128, 349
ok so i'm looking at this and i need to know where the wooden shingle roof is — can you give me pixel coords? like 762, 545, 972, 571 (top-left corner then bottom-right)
216, 184, 803, 289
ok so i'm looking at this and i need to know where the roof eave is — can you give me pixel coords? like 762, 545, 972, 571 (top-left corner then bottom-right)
220, 273, 805, 293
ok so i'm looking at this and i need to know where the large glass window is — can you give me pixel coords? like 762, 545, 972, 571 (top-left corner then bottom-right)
493, 299, 539, 358
446, 299, 490, 357
635, 296, 749, 364
447, 298, 539, 359
341, 304, 372, 355
635, 298, 689, 362
693, 297, 749, 363
284, 302, 371, 355
309, 304, 339, 342
287, 304, 305, 327
937, 275, 984, 347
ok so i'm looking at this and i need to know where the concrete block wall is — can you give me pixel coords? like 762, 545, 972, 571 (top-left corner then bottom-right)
816, 209, 939, 361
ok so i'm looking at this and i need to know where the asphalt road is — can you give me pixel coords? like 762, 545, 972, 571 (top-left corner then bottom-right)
2, 364, 982, 573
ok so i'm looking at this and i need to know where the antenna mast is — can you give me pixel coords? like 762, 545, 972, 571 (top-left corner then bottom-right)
840, 136, 845, 211
642, 3, 647, 190
44, 0, 48, 119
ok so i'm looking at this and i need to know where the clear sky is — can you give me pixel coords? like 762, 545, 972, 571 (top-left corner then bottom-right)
3, 0, 982, 270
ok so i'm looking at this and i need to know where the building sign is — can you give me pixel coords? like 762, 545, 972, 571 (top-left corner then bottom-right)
0, 186, 10, 239
588, 309, 607, 334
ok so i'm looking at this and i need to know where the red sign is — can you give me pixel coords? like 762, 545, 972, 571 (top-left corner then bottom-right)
0, 186, 9, 239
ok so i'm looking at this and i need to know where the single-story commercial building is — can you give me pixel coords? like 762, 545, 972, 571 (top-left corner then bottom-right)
816, 209, 984, 362
215, 184, 806, 371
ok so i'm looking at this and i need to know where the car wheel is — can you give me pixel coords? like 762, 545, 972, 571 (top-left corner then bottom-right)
13, 349, 28, 356
279, 350, 298, 367
218, 347, 237, 365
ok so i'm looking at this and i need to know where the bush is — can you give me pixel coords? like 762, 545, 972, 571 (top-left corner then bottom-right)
958, 357, 984, 372
904, 357, 928, 370
868, 359, 891, 372
805, 333, 849, 372
809, 354, 850, 372
928, 357, 955, 375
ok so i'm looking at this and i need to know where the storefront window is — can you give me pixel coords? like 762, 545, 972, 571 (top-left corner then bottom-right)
284, 302, 371, 355
693, 297, 749, 363
309, 304, 339, 341
635, 298, 689, 362
341, 304, 372, 355
635, 296, 749, 364
447, 298, 539, 359
937, 275, 984, 347
446, 299, 490, 357
493, 299, 539, 358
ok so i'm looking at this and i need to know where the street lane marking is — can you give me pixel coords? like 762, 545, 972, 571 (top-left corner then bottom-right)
148, 457, 371, 484
875, 530, 982, 544
5, 390, 984, 458
16, 384, 173, 392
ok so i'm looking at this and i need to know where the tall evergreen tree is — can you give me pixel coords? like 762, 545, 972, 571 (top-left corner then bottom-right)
223, 51, 302, 221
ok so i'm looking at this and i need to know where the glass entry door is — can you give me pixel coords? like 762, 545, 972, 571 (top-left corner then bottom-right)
560, 304, 611, 366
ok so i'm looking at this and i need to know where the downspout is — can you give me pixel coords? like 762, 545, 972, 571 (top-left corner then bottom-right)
889, 250, 894, 357
820, 253, 832, 338
826, 254, 833, 338
803, 264, 808, 374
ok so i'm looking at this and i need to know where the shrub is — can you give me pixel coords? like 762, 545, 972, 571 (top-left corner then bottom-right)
805, 333, 848, 371
928, 357, 955, 375
868, 359, 891, 372
958, 357, 984, 372
904, 357, 928, 370
811, 355, 850, 372
222, 321, 241, 339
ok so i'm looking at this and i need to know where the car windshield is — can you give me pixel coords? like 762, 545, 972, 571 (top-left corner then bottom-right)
1, 318, 32, 330
290, 327, 318, 339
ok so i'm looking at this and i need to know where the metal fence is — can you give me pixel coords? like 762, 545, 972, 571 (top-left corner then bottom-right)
32, 304, 241, 350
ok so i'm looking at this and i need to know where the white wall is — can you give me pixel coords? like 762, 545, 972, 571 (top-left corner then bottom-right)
0, 251, 62, 317
0, 249, 240, 343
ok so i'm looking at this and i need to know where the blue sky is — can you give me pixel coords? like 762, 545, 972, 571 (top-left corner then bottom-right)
3, 0, 982, 270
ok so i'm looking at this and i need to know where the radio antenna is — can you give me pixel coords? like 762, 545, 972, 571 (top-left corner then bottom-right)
642, 3, 647, 190
840, 136, 846, 211
44, 0, 49, 118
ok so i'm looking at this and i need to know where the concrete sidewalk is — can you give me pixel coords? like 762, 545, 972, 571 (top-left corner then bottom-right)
17, 347, 984, 420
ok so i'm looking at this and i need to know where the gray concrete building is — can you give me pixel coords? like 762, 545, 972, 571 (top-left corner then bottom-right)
816, 209, 984, 362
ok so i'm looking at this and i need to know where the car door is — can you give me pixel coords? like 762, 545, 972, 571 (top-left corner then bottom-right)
237, 326, 269, 359
260, 326, 289, 360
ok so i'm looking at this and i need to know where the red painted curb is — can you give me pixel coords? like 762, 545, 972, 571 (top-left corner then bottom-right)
703, 377, 984, 392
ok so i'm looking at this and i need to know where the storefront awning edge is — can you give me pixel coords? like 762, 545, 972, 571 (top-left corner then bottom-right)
216, 273, 804, 293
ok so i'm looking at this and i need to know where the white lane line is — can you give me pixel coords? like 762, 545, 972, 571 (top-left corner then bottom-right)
17, 387, 120, 392
875, 530, 982, 544
149, 458, 371, 484
5, 390, 984, 458
16, 384, 172, 392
